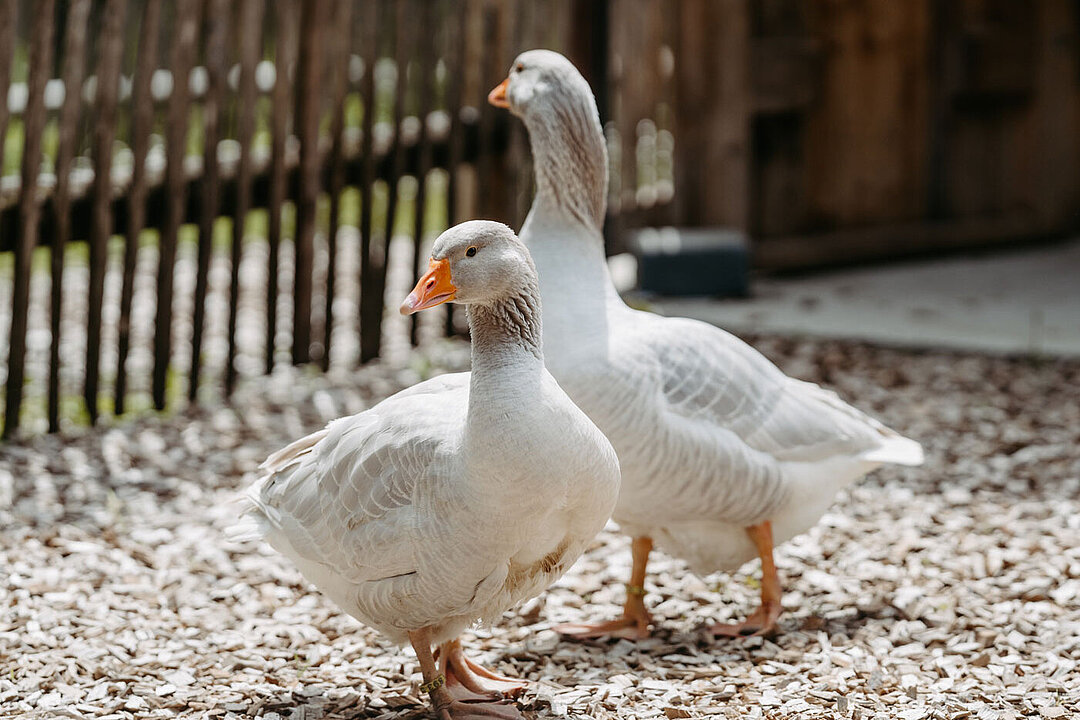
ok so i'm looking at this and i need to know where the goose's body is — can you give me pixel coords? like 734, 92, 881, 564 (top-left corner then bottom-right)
492, 51, 922, 637
235, 221, 620, 718
244, 369, 615, 644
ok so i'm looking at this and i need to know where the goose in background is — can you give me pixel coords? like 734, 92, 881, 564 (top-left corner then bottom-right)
232, 220, 620, 718
489, 50, 923, 639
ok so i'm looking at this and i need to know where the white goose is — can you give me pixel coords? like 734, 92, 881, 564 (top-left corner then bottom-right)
489, 51, 923, 639
234, 221, 620, 719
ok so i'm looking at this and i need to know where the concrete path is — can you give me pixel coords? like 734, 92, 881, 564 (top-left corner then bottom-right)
639, 237, 1080, 357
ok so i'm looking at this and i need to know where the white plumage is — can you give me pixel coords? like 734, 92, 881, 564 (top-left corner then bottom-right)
492, 50, 923, 637
233, 221, 619, 717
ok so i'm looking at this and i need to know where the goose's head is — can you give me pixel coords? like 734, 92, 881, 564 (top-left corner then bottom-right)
488, 49, 596, 122
400, 220, 537, 315
488, 50, 608, 230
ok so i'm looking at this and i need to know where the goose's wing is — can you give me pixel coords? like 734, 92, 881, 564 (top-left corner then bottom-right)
239, 375, 469, 584
601, 313, 920, 525
646, 316, 921, 464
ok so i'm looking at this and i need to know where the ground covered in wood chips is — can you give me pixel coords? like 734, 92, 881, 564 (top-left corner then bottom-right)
2, 335, 1079, 720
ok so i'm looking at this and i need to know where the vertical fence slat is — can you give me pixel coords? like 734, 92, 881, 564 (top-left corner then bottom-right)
410, 0, 436, 346
116, 0, 162, 414
321, 0, 354, 371
291, 0, 326, 366
226, 0, 264, 392
189, 0, 231, 400
357, 0, 381, 363
266, 0, 298, 373
506, 0, 532, 228
380, 0, 407, 348
48, 0, 92, 433
153, 0, 200, 410
3, 0, 53, 438
0, 2, 14, 192
85, 0, 126, 425
477, 2, 508, 224
443, 0, 466, 336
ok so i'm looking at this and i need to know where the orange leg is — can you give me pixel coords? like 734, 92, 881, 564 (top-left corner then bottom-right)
408, 630, 522, 720
710, 521, 783, 638
436, 638, 528, 701
555, 536, 653, 640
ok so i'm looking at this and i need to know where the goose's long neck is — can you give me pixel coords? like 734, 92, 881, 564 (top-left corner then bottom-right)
465, 280, 545, 426
519, 91, 622, 352
522, 93, 608, 233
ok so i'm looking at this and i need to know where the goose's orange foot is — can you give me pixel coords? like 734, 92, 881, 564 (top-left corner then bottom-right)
554, 614, 652, 640
709, 600, 782, 638
554, 591, 652, 640
435, 699, 523, 720
437, 639, 527, 700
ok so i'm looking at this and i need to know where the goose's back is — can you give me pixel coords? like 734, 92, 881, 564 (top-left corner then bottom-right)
549, 308, 917, 537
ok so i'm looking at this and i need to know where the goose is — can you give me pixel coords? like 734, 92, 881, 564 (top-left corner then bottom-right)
233, 220, 620, 719
489, 50, 923, 639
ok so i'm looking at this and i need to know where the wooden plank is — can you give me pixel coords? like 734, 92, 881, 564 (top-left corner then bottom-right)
357, 0, 381, 363
116, 0, 162, 414
291, 0, 326, 366
0, 1, 14, 195
373, 0, 408, 352
368, 0, 406, 360
3, 0, 50, 438
48, 0, 92, 433
321, 0, 353, 371
85, 0, 126, 425
189, 0, 231, 399
673, 0, 750, 231
504, 0, 532, 230
410, 0, 436, 346
710, 0, 750, 231
1008, 0, 1080, 230
750, 36, 820, 113
266, 0, 298, 372
442, 0, 466, 336
225, 0, 264, 392
754, 214, 1058, 271
802, 0, 930, 228
152, 0, 200, 411
475, 1, 507, 224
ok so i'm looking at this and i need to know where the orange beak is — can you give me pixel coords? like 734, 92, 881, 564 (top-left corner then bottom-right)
400, 258, 456, 315
488, 77, 510, 108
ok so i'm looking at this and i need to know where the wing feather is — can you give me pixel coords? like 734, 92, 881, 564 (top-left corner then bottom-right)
239, 376, 468, 584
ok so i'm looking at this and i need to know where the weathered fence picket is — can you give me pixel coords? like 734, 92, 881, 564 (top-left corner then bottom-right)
0, 0, 678, 437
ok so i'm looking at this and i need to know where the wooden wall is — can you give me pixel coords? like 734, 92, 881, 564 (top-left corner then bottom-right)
671, 0, 1080, 270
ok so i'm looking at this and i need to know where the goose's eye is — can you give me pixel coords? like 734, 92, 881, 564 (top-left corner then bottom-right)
465, 246, 477, 258
515, 62, 524, 73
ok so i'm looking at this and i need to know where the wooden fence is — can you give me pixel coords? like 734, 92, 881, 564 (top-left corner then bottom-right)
0, 0, 677, 437
4, 0, 1078, 438
675, 0, 1080, 269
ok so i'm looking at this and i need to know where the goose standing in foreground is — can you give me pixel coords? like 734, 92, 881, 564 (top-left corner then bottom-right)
489, 51, 923, 639
233, 221, 620, 719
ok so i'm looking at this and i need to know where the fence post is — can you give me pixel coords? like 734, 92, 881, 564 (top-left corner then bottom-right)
189, 0, 231, 399
85, 0, 126, 425
49, 0, 92, 433
266, 0, 298, 373
153, 0, 200, 411
673, 0, 750, 232
227, 0, 265, 390
321, 0, 354, 371
292, 0, 326, 366
116, 0, 162, 415
3, 0, 53, 438
357, 0, 381, 364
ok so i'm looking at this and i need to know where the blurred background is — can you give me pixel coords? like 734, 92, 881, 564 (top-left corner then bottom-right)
0, 0, 1078, 437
